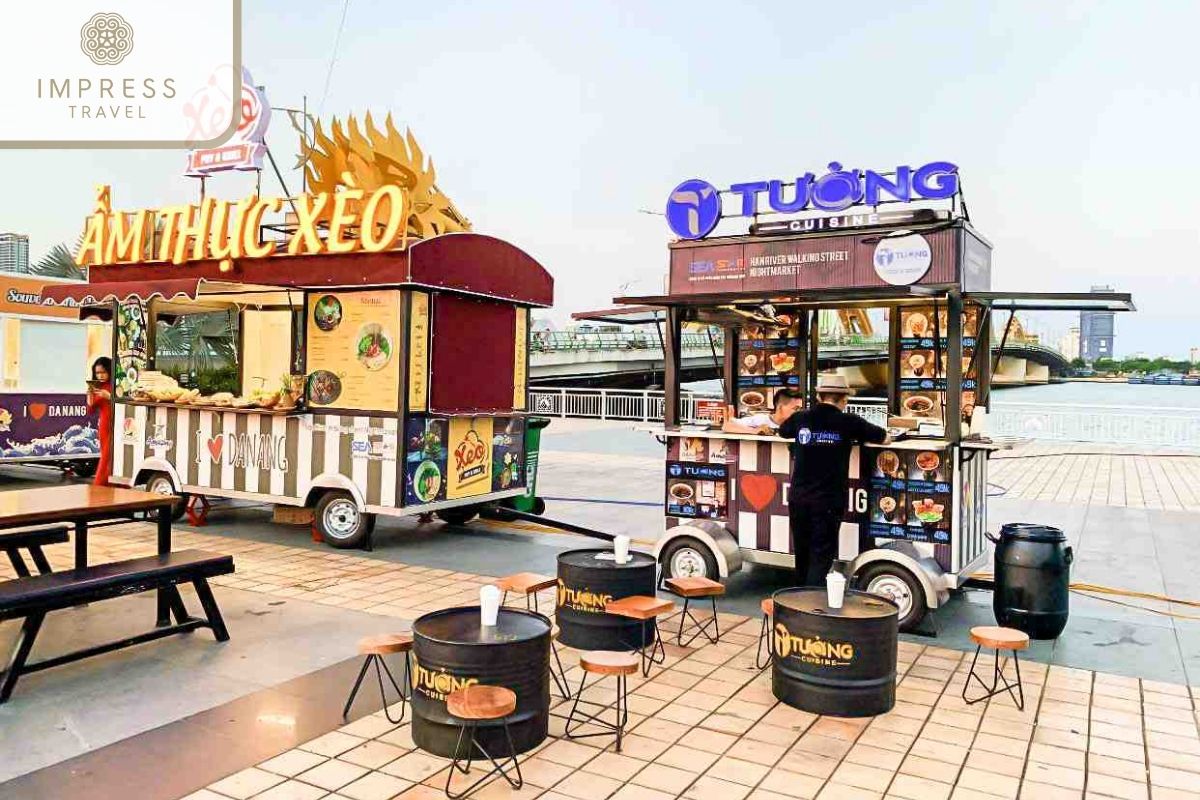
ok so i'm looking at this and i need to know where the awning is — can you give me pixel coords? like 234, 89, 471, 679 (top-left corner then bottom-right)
572, 306, 664, 325
963, 291, 1135, 312
613, 284, 954, 310
41, 278, 299, 319
41, 278, 205, 307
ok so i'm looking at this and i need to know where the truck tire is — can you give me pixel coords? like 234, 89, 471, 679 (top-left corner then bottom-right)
660, 536, 720, 581
143, 471, 187, 522
315, 490, 375, 549
856, 562, 929, 631
436, 505, 480, 526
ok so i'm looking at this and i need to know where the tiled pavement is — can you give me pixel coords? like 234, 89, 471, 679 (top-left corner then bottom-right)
7, 523, 1200, 799
183, 612, 1200, 800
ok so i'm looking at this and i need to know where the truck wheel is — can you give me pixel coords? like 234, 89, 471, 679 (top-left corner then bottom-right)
660, 536, 719, 581
315, 491, 374, 548
436, 506, 480, 526
70, 460, 97, 479
144, 471, 187, 522
856, 562, 928, 631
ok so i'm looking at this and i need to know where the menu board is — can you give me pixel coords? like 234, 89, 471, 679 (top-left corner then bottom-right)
866, 446, 952, 544
404, 416, 448, 505
513, 310, 528, 411
736, 317, 802, 416
897, 305, 979, 424
307, 290, 402, 411
407, 292, 430, 411
665, 436, 731, 520
447, 417, 494, 499
491, 417, 527, 492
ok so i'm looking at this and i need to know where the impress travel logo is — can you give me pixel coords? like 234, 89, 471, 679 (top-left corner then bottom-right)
0, 1, 242, 148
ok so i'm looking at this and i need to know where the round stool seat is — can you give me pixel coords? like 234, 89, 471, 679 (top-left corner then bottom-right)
447, 685, 517, 720
761, 598, 774, 616
969, 626, 1029, 651
580, 650, 640, 676
358, 632, 413, 655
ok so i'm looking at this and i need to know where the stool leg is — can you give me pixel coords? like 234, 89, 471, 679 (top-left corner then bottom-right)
550, 640, 570, 699
711, 596, 720, 643
342, 656, 372, 720
374, 654, 407, 724
676, 597, 690, 646
564, 670, 591, 739
499, 720, 524, 789
615, 672, 627, 752
755, 612, 771, 670
962, 645, 987, 705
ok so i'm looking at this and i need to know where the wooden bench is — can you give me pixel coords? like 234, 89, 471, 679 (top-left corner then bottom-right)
0, 549, 235, 702
0, 526, 69, 577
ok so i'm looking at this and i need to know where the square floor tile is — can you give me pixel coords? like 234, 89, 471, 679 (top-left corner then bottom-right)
209, 767, 285, 799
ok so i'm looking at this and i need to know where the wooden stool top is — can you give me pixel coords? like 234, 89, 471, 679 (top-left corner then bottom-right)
761, 598, 774, 616
358, 632, 413, 655
446, 685, 517, 720
970, 626, 1029, 651
605, 595, 675, 620
495, 572, 557, 595
580, 650, 639, 676
664, 576, 725, 598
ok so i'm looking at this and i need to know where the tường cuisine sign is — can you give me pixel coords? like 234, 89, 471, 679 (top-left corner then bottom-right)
75, 179, 409, 272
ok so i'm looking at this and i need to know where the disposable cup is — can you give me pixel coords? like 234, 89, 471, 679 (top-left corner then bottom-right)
480, 585, 501, 627
614, 535, 631, 564
826, 572, 847, 609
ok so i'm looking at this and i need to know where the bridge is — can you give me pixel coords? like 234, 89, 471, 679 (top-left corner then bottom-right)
530, 330, 1070, 387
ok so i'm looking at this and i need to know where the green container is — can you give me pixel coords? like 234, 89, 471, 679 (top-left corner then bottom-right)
510, 416, 551, 514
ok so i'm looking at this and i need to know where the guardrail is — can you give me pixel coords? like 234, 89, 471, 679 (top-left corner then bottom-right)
527, 387, 889, 426
527, 388, 1200, 447
531, 332, 719, 352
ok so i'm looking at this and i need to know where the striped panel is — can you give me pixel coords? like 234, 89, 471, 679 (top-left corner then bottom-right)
278, 416, 294, 497
294, 415, 312, 497
738, 511, 757, 549
232, 413, 248, 492
352, 416, 370, 503
130, 404, 147, 479
770, 515, 790, 553
113, 402, 127, 479
379, 418, 398, 507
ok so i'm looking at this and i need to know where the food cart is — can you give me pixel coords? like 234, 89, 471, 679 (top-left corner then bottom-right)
589, 163, 1133, 629
45, 113, 552, 548
0, 274, 107, 475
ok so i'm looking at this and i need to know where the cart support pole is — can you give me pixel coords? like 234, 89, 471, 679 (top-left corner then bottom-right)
663, 307, 683, 428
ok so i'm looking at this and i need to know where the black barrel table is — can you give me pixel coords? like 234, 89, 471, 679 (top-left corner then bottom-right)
411, 607, 550, 757
771, 588, 899, 718
556, 548, 656, 651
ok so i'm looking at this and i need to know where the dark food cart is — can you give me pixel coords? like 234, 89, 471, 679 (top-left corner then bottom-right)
592, 168, 1133, 630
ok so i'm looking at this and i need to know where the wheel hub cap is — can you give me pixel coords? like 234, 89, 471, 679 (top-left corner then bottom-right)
867, 576, 913, 616
326, 502, 359, 537
671, 548, 706, 578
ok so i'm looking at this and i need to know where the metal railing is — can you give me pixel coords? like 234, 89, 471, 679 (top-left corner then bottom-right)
988, 402, 1200, 448
531, 331, 720, 352
527, 387, 889, 426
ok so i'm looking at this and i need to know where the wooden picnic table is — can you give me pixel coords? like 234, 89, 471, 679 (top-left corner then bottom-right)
0, 485, 179, 624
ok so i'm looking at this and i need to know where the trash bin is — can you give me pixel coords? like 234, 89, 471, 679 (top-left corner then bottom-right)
508, 416, 550, 514
989, 523, 1073, 639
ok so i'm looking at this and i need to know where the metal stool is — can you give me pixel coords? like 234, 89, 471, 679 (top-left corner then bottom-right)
495, 572, 557, 615
549, 624, 571, 698
444, 685, 523, 799
342, 633, 412, 724
962, 626, 1029, 710
565, 650, 638, 752
605, 595, 674, 676
755, 598, 773, 670
663, 577, 724, 646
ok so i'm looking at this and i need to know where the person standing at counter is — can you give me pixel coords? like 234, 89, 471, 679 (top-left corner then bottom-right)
722, 389, 804, 434
778, 375, 889, 586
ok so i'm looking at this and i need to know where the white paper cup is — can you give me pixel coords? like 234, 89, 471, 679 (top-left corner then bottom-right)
480, 585, 502, 627
614, 535, 631, 564
826, 572, 847, 609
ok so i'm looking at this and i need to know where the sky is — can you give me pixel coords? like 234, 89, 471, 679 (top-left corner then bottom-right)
1, 0, 1197, 358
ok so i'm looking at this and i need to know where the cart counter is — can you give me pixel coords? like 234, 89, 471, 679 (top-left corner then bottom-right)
652, 427, 993, 578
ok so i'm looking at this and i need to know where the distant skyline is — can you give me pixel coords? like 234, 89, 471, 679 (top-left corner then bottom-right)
0, 1, 1196, 357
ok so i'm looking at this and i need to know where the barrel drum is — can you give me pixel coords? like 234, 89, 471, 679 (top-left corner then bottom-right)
556, 549, 657, 651
411, 608, 550, 757
771, 588, 898, 718
992, 523, 1072, 639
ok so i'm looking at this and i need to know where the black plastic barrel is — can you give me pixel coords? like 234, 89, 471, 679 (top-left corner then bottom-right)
771, 588, 898, 717
411, 607, 550, 757
556, 549, 656, 651
991, 523, 1073, 639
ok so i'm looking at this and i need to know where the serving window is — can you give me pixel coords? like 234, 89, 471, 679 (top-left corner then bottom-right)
241, 309, 293, 396
429, 293, 520, 414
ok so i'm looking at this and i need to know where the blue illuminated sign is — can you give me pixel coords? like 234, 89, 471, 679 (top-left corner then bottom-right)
665, 161, 960, 240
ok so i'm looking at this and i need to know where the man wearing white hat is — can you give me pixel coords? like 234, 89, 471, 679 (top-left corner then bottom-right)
777, 374, 890, 586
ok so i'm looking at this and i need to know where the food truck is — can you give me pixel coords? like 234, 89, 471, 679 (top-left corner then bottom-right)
588, 162, 1133, 629
46, 113, 551, 548
0, 274, 106, 474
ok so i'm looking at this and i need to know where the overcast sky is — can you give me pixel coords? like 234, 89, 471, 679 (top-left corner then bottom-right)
1, 1, 1196, 357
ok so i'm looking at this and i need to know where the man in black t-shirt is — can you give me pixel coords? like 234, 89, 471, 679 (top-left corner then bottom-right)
777, 375, 890, 586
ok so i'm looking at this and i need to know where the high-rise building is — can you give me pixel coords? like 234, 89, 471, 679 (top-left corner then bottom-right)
1080, 285, 1115, 362
1190, 347, 1200, 366
0, 233, 30, 274
1059, 326, 1081, 360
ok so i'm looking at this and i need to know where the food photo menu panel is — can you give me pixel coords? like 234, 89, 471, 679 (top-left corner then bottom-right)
665, 436, 730, 521
898, 305, 981, 425
866, 446, 952, 544
306, 290, 402, 411
737, 317, 801, 415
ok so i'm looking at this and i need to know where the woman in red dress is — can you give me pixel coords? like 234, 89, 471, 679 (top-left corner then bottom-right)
87, 357, 114, 486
